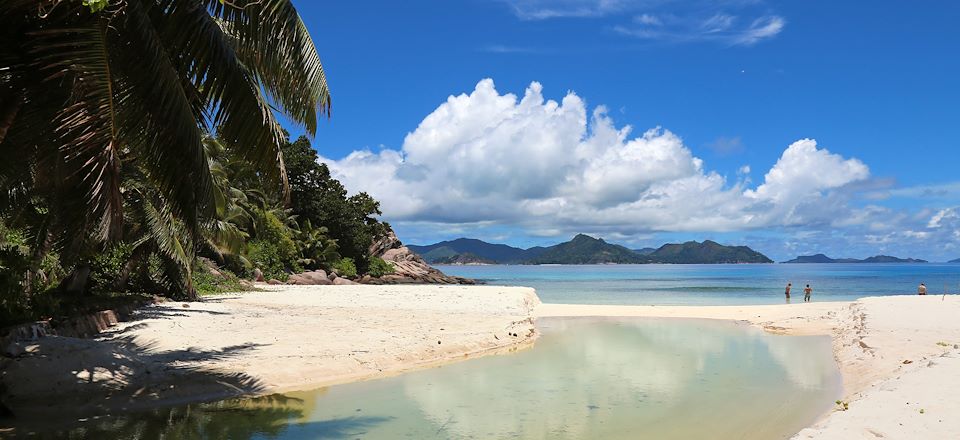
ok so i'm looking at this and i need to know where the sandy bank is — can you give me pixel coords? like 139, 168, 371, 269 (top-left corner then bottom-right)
1, 285, 539, 420
538, 296, 960, 439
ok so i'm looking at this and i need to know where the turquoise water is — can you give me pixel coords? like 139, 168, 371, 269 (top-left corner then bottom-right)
42, 318, 839, 439
437, 263, 960, 305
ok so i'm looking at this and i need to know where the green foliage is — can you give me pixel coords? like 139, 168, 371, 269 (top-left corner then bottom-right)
282, 136, 389, 273
88, 243, 133, 294
191, 263, 249, 296
332, 257, 357, 279
297, 221, 340, 270
0, 0, 329, 307
0, 225, 31, 321
83, 0, 110, 12
367, 256, 395, 278
248, 241, 292, 281
245, 209, 301, 280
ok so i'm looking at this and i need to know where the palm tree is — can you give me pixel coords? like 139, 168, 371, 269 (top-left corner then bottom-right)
0, 0, 330, 298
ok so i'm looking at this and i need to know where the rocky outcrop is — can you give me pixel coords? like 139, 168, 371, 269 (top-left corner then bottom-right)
364, 230, 476, 285
286, 270, 332, 285
274, 231, 475, 286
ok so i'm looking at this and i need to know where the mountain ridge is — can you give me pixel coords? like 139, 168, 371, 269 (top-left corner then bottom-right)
782, 253, 928, 263
410, 235, 771, 265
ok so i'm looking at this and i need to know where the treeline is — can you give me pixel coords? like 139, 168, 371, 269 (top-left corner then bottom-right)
0, 0, 386, 326
0, 133, 394, 325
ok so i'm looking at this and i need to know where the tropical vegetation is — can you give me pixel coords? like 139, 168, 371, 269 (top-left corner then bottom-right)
0, 0, 391, 326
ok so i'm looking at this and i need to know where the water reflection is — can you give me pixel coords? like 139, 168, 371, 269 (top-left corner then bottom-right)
27, 318, 839, 439
393, 318, 838, 439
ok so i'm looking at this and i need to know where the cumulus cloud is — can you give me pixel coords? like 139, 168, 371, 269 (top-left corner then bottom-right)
321, 79, 872, 237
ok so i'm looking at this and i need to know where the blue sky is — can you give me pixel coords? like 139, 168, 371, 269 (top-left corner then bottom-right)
286, 0, 960, 261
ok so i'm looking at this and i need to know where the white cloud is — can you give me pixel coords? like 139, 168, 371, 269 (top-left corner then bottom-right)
929, 208, 958, 228
504, 0, 633, 20
733, 16, 785, 45
322, 79, 872, 236
500, 0, 785, 46
635, 13, 662, 25
745, 139, 869, 206
615, 13, 784, 46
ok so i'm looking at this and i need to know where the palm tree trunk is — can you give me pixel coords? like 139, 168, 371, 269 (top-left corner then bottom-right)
61, 264, 91, 296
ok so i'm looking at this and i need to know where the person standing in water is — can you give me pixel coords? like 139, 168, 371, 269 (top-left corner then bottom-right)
918, 283, 927, 295
785, 283, 792, 302
803, 284, 812, 302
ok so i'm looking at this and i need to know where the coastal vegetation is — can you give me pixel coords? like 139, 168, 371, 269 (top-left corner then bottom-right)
0, 0, 391, 326
410, 234, 772, 265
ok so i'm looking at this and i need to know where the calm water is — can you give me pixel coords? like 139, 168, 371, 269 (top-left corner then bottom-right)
45, 318, 839, 439
437, 263, 960, 305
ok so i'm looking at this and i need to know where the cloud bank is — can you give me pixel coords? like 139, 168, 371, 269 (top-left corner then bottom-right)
321, 79, 872, 238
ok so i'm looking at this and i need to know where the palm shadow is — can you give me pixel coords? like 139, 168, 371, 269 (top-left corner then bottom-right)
13, 393, 394, 440
1, 333, 270, 432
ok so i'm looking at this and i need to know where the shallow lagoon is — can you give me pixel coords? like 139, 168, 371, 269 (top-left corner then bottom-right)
53, 318, 839, 439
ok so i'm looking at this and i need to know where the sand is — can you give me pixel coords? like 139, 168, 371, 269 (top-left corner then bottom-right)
0, 285, 540, 420
5, 287, 959, 439
538, 295, 960, 439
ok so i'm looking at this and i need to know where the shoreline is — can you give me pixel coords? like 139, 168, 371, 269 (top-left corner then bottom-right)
538, 296, 960, 439
1, 285, 540, 424
3, 288, 959, 438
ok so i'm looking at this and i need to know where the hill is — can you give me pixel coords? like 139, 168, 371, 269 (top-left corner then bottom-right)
950, 258, 960, 263
410, 236, 772, 265
408, 238, 541, 264
781, 254, 858, 263
524, 234, 644, 264
430, 253, 497, 265
861, 255, 928, 263
783, 254, 928, 263
642, 240, 773, 264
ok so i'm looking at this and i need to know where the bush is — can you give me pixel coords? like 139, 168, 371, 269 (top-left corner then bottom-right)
88, 243, 133, 294
247, 209, 302, 280
248, 240, 295, 281
332, 257, 357, 279
191, 263, 248, 296
367, 256, 395, 278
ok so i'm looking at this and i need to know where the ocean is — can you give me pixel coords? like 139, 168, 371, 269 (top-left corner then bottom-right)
435, 263, 960, 305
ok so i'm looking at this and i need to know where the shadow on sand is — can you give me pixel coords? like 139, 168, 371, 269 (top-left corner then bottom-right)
0, 307, 272, 435
11, 393, 394, 439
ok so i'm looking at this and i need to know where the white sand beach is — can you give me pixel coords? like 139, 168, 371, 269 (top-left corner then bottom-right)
539, 296, 960, 439
4, 287, 959, 439
1, 285, 540, 419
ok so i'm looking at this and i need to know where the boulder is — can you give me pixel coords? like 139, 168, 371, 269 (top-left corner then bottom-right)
286, 270, 333, 285
332, 277, 358, 285
252, 268, 264, 282
304, 270, 328, 283
266, 279, 283, 285
285, 275, 311, 285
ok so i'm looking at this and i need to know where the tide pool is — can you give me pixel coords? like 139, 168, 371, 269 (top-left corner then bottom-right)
436, 263, 960, 305
48, 318, 839, 439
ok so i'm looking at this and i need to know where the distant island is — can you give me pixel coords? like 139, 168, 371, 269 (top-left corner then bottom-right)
950, 257, 960, 263
409, 234, 772, 265
782, 253, 928, 263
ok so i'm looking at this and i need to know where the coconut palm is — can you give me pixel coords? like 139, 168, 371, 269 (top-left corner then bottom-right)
0, 0, 330, 297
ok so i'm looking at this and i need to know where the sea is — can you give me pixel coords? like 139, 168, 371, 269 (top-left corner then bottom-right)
436, 263, 960, 305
